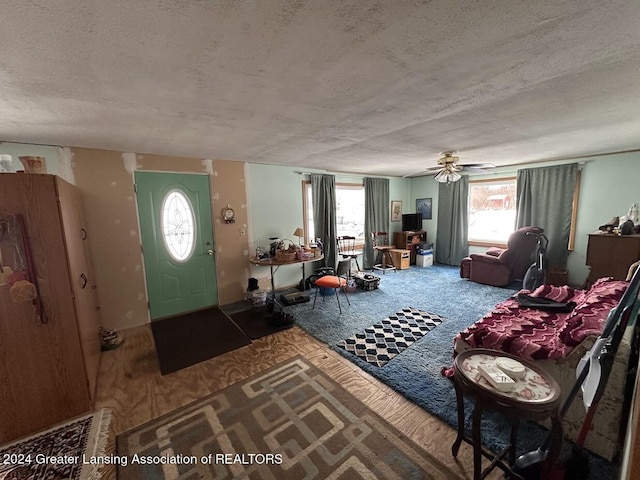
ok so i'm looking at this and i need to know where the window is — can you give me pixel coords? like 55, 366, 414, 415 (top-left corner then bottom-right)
161, 189, 196, 261
303, 182, 365, 245
468, 178, 517, 245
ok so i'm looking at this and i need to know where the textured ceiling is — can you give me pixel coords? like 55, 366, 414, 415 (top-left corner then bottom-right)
1, 1, 639, 177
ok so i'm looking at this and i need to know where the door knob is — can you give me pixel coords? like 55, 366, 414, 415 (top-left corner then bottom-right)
207, 249, 214, 255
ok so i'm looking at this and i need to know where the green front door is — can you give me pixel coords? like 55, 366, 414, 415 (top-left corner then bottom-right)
135, 171, 218, 320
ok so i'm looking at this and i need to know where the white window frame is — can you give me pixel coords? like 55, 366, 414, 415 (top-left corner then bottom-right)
302, 181, 365, 248
468, 177, 517, 248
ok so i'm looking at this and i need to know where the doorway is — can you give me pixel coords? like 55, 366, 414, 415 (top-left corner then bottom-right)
135, 171, 218, 320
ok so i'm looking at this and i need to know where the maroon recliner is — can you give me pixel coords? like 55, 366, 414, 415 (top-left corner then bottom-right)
460, 226, 544, 287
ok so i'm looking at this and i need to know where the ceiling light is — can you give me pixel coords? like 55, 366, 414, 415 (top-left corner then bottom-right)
434, 169, 461, 183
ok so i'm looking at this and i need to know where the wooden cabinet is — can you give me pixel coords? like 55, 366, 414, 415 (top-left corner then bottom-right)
585, 233, 640, 286
0, 174, 101, 443
393, 230, 427, 265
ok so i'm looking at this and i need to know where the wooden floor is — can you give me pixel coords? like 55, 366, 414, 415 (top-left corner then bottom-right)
95, 324, 503, 479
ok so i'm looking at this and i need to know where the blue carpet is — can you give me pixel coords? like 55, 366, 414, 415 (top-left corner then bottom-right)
289, 265, 617, 479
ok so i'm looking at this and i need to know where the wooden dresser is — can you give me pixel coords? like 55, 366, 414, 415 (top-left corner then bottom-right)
585, 233, 640, 286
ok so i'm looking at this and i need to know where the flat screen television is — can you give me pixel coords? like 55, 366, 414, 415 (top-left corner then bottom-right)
402, 213, 422, 232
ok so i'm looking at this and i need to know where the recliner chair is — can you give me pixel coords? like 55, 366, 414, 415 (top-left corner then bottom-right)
460, 226, 544, 287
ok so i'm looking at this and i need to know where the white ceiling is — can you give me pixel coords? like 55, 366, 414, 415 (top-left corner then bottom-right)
1, 1, 639, 178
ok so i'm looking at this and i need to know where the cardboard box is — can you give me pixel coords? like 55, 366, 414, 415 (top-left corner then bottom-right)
390, 249, 410, 270
416, 252, 433, 267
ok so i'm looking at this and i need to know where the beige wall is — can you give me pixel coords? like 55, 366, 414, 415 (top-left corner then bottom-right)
209, 161, 251, 302
71, 148, 249, 331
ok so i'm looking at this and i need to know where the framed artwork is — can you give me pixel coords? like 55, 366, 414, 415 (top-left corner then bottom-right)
416, 198, 432, 219
390, 200, 402, 222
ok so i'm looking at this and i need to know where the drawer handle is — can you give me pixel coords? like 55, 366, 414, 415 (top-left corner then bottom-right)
80, 228, 87, 240
80, 273, 88, 289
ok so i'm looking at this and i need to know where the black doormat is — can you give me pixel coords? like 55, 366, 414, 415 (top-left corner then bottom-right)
229, 305, 295, 339
151, 307, 251, 375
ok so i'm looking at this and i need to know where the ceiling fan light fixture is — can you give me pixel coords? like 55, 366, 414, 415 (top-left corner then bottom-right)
434, 169, 461, 183
406, 149, 493, 181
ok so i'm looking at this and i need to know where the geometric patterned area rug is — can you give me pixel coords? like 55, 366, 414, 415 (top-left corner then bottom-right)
336, 307, 445, 367
0, 408, 111, 480
117, 356, 460, 479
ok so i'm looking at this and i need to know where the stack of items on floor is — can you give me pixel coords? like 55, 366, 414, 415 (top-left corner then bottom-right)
416, 242, 434, 267
245, 277, 267, 306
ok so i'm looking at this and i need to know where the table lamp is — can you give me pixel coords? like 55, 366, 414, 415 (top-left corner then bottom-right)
293, 227, 304, 245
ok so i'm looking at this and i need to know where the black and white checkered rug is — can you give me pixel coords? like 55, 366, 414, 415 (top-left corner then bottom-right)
336, 307, 445, 367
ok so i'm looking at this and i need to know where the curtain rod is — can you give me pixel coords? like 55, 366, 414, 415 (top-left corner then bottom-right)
472, 149, 640, 172
474, 159, 588, 177
1, 140, 64, 148
294, 170, 389, 179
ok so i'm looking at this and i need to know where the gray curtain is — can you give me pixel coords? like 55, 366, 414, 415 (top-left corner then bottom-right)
364, 177, 389, 269
435, 177, 469, 265
311, 173, 337, 269
516, 163, 577, 270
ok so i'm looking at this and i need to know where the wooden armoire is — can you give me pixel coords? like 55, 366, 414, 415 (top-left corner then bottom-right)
0, 173, 101, 443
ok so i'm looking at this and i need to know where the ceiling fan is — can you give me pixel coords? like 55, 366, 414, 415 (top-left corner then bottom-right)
404, 151, 496, 183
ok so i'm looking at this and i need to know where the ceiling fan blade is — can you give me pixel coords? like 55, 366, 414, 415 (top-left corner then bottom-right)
402, 165, 446, 177
402, 170, 433, 178
404, 153, 493, 179
460, 163, 496, 169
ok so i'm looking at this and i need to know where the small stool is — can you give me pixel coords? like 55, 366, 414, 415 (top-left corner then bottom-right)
373, 245, 396, 274
452, 348, 562, 480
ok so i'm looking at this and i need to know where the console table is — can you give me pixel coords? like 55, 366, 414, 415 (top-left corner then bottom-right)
586, 233, 640, 286
250, 254, 323, 311
393, 230, 427, 265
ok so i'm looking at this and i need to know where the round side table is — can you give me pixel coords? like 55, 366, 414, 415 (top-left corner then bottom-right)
452, 348, 562, 480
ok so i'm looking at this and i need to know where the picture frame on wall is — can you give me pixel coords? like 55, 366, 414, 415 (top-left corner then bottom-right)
390, 200, 402, 221
416, 198, 432, 219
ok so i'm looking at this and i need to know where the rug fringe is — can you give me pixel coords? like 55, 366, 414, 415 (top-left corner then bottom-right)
82, 408, 112, 480
94, 408, 112, 458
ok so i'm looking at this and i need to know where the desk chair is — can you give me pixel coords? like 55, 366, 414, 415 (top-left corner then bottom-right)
371, 232, 396, 274
313, 259, 351, 313
337, 236, 363, 277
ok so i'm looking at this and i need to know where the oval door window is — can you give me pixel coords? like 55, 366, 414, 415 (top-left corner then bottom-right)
161, 189, 196, 262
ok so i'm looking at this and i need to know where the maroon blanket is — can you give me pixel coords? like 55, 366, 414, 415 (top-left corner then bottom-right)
455, 278, 628, 361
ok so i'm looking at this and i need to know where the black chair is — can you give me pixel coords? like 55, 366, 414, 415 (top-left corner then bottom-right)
337, 236, 363, 277
312, 259, 352, 313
